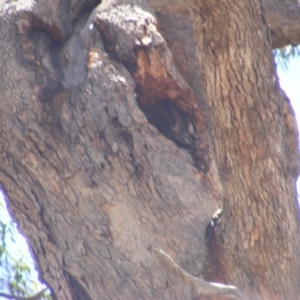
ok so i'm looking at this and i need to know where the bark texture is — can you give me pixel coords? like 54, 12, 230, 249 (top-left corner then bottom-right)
149, 0, 300, 48
0, 0, 222, 299
264, 0, 300, 48
0, 0, 299, 300
189, 0, 300, 299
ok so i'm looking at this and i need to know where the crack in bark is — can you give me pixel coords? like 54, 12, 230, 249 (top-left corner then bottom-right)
95, 2, 212, 173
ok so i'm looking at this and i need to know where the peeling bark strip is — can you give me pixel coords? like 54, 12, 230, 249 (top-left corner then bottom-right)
94, 3, 212, 173
151, 247, 244, 300
189, 0, 300, 299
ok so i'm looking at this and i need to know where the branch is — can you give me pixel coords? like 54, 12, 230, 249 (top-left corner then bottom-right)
0, 288, 47, 300
151, 247, 244, 300
264, 0, 300, 48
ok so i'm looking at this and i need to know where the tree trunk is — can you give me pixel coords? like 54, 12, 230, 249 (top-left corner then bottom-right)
0, 0, 299, 299
189, 0, 300, 298
149, 0, 300, 48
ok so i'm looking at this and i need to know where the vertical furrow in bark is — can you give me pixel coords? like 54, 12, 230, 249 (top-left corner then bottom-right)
189, 0, 300, 299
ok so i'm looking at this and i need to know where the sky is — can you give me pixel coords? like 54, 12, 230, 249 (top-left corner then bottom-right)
0, 54, 299, 294
277, 55, 300, 192
277, 57, 300, 122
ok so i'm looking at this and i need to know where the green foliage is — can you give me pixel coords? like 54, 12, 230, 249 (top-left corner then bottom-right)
274, 45, 300, 70
0, 196, 51, 299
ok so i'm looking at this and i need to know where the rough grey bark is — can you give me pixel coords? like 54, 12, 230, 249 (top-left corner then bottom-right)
0, 0, 299, 300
